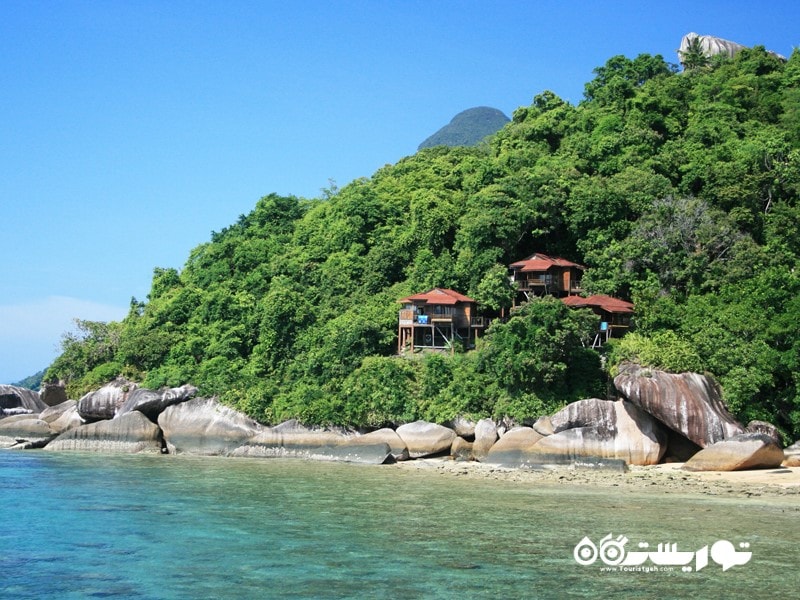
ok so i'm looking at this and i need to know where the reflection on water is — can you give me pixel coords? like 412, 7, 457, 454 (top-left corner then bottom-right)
1, 452, 797, 599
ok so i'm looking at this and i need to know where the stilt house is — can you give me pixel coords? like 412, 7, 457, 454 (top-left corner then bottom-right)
508, 253, 584, 301
397, 288, 488, 354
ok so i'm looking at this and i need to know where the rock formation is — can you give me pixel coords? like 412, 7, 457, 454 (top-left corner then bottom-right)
396, 421, 457, 458
349, 428, 409, 461
46, 411, 162, 454
528, 399, 667, 466
484, 427, 544, 467
77, 379, 138, 421
116, 384, 198, 420
683, 433, 785, 471
0, 414, 54, 449
158, 397, 263, 455
39, 383, 69, 407
614, 363, 743, 447
0, 384, 47, 415
783, 441, 800, 467
472, 418, 498, 461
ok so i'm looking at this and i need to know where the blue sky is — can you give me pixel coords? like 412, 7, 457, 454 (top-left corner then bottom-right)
1, 0, 798, 384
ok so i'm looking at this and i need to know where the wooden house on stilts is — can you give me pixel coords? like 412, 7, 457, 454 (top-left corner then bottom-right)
397, 288, 488, 354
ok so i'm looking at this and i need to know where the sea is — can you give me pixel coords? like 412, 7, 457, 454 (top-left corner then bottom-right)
1, 451, 797, 600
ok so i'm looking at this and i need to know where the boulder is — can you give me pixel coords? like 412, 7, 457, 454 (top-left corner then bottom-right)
532, 415, 554, 436
77, 379, 138, 422
484, 427, 544, 467
527, 400, 667, 466
782, 441, 800, 467
614, 362, 743, 447
450, 437, 474, 461
232, 428, 393, 464
39, 400, 83, 435
116, 384, 198, 420
45, 411, 162, 453
40, 383, 69, 407
349, 428, 409, 461
447, 416, 476, 439
395, 421, 456, 458
0, 415, 54, 448
745, 420, 781, 446
683, 433, 785, 471
158, 397, 262, 455
0, 384, 47, 414
472, 418, 498, 461
550, 398, 617, 433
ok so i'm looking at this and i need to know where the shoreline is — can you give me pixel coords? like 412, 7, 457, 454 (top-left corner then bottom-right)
391, 457, 800, 498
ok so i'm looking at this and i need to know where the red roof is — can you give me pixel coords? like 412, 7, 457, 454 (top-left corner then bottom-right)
509, 253, 585, 273
562, 294, 634, 314
398, 288, 476, 306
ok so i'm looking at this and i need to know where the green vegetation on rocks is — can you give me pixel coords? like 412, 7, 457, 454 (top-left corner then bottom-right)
45, 46, 800, 440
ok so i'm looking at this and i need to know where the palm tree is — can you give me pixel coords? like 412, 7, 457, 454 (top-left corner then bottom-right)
679, 36, 710, 71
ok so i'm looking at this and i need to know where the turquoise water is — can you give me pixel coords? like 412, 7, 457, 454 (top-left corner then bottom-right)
1, 452, 797, 599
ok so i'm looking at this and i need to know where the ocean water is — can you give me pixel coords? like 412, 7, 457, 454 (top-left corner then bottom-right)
1, 452, 797, 599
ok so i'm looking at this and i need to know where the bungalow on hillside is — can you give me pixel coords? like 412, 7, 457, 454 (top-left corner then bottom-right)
508, 253, 584, 302
562, 294, 634, 348
397, 288, 489, 354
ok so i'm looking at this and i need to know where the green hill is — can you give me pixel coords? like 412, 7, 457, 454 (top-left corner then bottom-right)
46, 46, 800, 440
418, 106, 510, 150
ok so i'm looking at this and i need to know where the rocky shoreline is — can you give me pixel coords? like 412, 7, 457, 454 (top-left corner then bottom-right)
2, 363, 799, 493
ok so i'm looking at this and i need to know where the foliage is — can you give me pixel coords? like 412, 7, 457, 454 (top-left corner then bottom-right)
46, 47, 800, 439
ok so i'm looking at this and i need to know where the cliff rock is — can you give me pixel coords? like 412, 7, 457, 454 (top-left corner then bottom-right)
614, 363, 743, 447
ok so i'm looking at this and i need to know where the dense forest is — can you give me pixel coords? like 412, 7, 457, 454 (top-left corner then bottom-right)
46, 46, 800, 441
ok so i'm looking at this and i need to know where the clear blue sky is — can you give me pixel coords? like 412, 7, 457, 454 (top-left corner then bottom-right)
1, 0, 798, 384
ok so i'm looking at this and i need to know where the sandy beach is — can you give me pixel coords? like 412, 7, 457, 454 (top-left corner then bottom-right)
393, 458, 800, 498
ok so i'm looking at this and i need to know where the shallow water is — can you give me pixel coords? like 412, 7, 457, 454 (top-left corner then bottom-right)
1, 452, 797, 599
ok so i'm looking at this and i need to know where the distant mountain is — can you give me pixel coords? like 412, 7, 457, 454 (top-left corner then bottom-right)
418, 106, 510, 150
12, 370, 45, 391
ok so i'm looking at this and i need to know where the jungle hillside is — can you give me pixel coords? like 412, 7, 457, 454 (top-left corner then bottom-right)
46, 47, 800, 441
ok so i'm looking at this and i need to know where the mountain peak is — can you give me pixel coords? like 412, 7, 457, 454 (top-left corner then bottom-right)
418, 106, 510, 150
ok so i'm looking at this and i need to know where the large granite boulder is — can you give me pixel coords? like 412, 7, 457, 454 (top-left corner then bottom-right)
783, 441, 800, 467
158, 397, 262, 455
77, 379, 138, 422
40, 383, 69, 407
447, 416, 476, 439
614, 363, 743, 447
45, 411, 162, 453
348, 428, 409, 461
0, 384, 47, 415
39, 400, 83, 435
484, 427, 544, 466
395, 421, 456, 458
231, 425, 393, 464
0, 414, 54, 448
683, 433, 785, 471
116, 384, 198, 420
472, 418, 498, 461
527, 399, 667, 466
